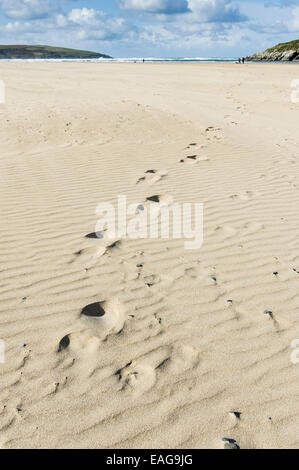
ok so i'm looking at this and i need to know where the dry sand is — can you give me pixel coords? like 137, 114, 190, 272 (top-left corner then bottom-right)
0, 62, 298, 449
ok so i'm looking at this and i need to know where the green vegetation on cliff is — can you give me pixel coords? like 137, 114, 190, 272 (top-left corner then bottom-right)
266, 39, 299, 53
0, 45, 111, 59
248, 39, 299, 61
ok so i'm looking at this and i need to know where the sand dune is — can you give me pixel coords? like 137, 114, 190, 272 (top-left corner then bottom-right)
0, 62, 298, 449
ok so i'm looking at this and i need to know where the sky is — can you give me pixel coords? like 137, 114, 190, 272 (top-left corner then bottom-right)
0, 0, 298, 57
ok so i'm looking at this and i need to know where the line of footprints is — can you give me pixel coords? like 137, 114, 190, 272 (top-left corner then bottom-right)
55, 140, 288, 448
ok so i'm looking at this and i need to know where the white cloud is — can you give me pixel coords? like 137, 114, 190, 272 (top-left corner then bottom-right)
189, 0, 246, 23
68, 8, 105, 25
55, 8, 136, 42
288, 6, 299, 31
0, 0, 56, 20
118, 0, 246, 22
118, 0, 189, 14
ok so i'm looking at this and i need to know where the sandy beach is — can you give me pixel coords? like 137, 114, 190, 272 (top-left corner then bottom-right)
0, 62, 298, 449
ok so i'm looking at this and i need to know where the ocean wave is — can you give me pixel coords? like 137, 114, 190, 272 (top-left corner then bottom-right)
2, 57, 238, 63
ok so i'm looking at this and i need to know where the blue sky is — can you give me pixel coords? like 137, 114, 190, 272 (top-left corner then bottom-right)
0, 1, 298, 57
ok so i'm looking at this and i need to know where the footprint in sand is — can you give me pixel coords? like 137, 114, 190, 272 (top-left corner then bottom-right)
221, 437, 240, 449
104, 240, 123, 255
117, 361, 157, 396
164, 344, 200, 374
56, 330, 103, 377
205, 126, 223, 139
72, 235, 123, 267
146, 194, 173, 205
180, 155, 209, 165
71, 245, 107, 266
85, 231, 105, 239
229, 410, 242, 421
137, 169, 168, 185
229, 190, 255, 201
58, 335, 70, 352
241, 221, 265, 234
263, 309, 286, 331
214, 225, 238, 236
186, 142, 198, 147
80, 299, 126, 338
205, 126, 220, 132
85, 230, 122, 251
184, 143, 207, 150
143, 273, 173, 289
117, 343, 199, 396
58, 331, 101, 355
184, 266, 200, 279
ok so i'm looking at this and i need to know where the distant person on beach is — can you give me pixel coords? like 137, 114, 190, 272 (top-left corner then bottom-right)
143, 59, 145, 63
242, 57, 245, 64
238, 58, 241, 64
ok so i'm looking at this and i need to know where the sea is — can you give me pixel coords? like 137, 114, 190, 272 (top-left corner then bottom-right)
3, 57, 238, 63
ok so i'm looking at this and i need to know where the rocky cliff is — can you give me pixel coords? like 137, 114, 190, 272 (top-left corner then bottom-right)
248, 39, 299, 61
